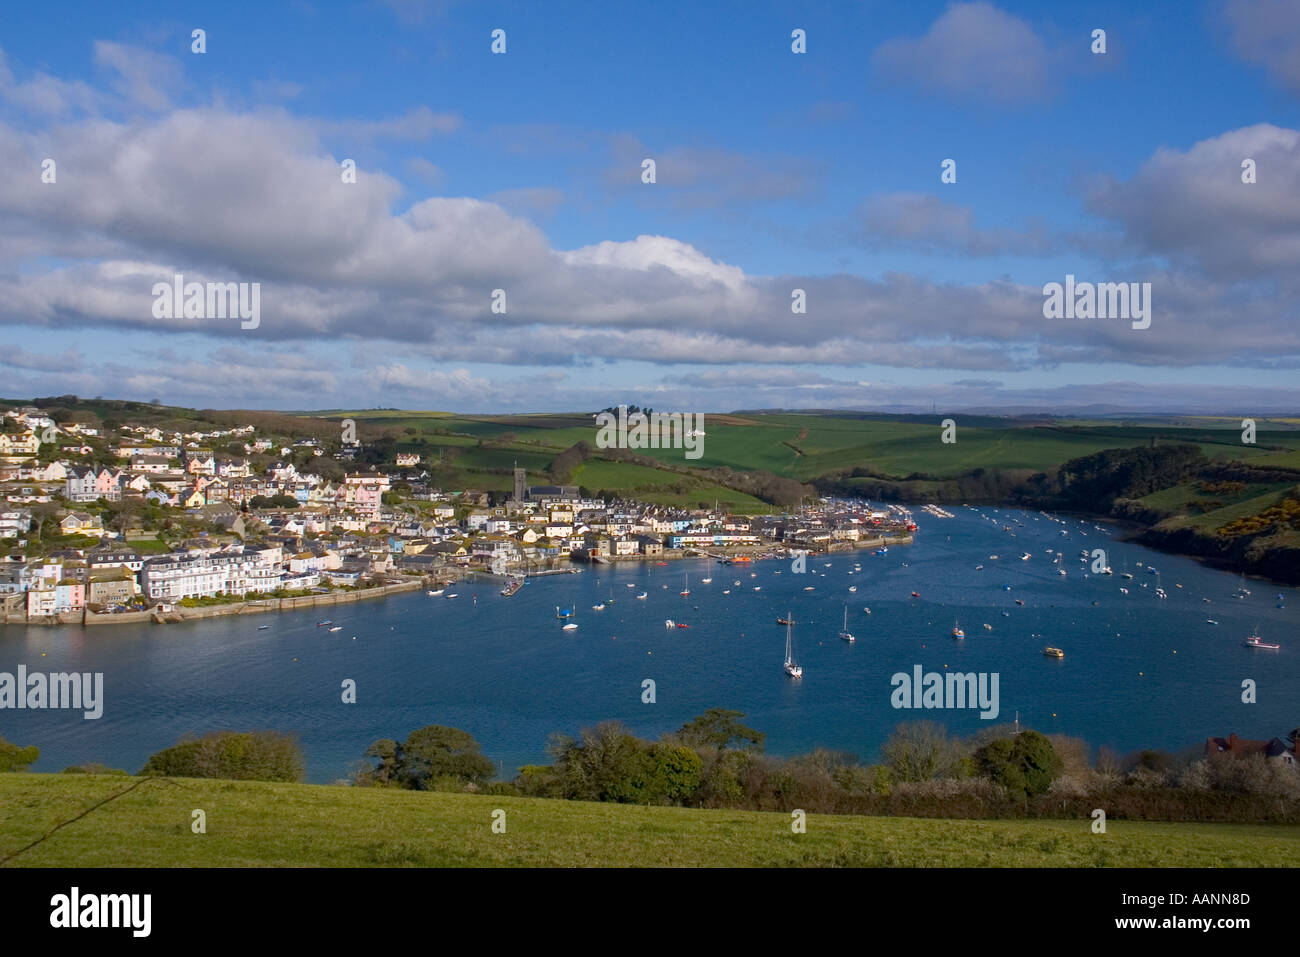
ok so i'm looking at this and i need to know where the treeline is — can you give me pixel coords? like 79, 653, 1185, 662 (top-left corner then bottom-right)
10, 715, 1298, 823
352, 712, 1300, 823
548, 440, 591, 484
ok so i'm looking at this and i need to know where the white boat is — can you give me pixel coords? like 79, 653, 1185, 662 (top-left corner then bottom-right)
753, 586, 761, 591
427, 589, 443, 596
803, 586, 814, 591
848, 585, 857, 592
328, 626, 342, 632
445, 593, 458, 599
592, 603, 605, 611
562, 622, 578, 631
665, 619, 675, 629
734, 580, 741, 586
636, 592, 648, 600
783, 615, 803, 677
838, 606, 854, 643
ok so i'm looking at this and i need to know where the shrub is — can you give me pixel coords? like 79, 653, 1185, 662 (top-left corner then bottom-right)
0, 736, 39, 772
141, 731, 304, 782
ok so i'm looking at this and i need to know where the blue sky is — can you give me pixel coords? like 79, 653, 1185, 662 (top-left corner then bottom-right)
1, 0, 1299, 412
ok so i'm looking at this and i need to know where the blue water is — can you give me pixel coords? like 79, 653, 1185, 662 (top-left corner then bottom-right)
2, 507, 1297, 782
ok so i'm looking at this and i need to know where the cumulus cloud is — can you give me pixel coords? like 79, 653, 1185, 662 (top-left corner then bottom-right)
872, 2, 1055, 103
1222, 0, 1300, 94
1086, 124, 1300, 281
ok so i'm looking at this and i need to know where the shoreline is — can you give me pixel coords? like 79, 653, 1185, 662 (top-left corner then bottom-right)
0, 533, 914, 629
5, 578, 427, 628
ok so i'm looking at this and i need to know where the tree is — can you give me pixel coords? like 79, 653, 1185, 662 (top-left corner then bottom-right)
880, 721, 968, 782
358, 726, 494, 789
974, 729, 1061, 796
675, 708, 765, 751
0, 736, 39, 772
399, 725, 495, 787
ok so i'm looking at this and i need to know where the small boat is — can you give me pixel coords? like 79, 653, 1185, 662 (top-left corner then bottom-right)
555, 606, 572, 619
863, 607, 871, 614
753, 586, 762, 591
445, 593, 458, 599
974, 564, 983, 570
1206, 619, 1219, 625
839, 606, 854, 643
626, 583, 636, 588
983, 623, 992, 630
1242, 631, 1280, 650
910, 591, 920, 598
989, 555, 998, 560
722, 589, 730, 594
803, 586, 815, 591
592, 603, 605, 611
680, 574, 690, 597
951, 622, 965, 640
636, 592, 648, 600
848, 586, 857, 592
316, 620, 333, 627
1058, 569, 1067, 577
1043, 646, 1064, 658
1015, 599, 1025, 606
562, 622, 578, 631
676, 622, 689, 629
1020, 553, 1031, 561
777, 616, 794, 626
734, 580, 741, 586
664, 619, 675, 628
328, 626, 342, 632
257, 624, 270, 630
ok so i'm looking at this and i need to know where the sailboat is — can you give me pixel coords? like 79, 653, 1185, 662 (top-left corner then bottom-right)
783, 615, 803, 678
838, 605, 854, 643
680, 573, 690, 597
951, 621, 966, 640
700, 556, 712, 584
555, 605, 573, 620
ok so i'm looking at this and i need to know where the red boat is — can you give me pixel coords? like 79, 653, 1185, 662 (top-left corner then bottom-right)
676, 622, 689, 629
910, 591, 920, 598
1243, 632, 1280, 650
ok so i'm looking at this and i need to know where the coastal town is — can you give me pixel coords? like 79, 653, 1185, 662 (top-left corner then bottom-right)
0, 405, 916, 625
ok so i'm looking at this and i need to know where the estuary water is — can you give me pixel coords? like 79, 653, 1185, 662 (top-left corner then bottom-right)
2, 507, 1297, 782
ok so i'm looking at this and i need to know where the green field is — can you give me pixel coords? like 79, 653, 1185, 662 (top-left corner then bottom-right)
330, 410, 1300, 488
1, 774, 1297, 867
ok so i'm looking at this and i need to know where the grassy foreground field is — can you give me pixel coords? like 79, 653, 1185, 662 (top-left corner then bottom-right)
2, 774, 1298, 867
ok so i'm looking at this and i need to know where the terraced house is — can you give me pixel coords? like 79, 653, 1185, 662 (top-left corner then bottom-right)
140, 545, 283, 602
65, 466, 123, 502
